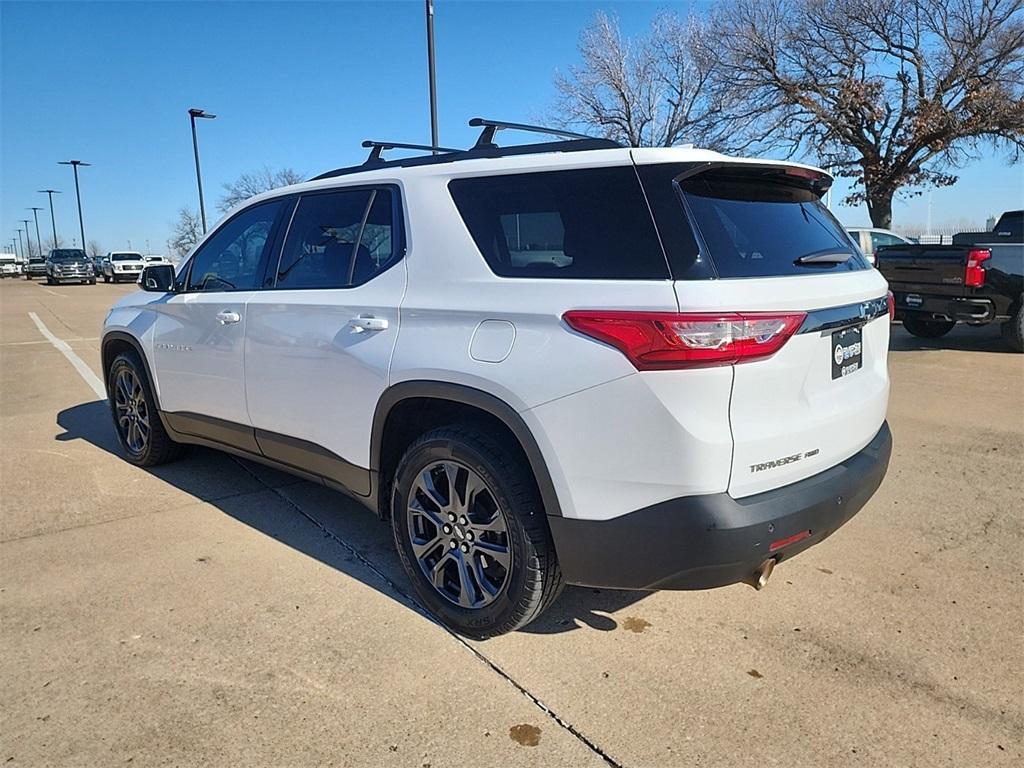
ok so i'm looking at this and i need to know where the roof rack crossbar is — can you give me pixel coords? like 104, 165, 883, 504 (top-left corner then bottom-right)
468, 117, 616, 149
361, 140, 462, 164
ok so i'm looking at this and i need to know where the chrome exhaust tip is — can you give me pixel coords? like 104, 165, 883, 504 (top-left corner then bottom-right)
749, 557, 777, 591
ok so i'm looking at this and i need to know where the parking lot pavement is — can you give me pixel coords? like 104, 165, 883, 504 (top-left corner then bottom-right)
1, 278, 1021, 766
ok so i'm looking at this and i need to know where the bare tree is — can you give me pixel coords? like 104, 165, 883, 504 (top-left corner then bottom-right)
87, 240, 104, 258
39, 236, 64, 253
218, 167, 304, 214
167, 207, 202, 260
553, 12, 739, 150
713, 0, 1024, 227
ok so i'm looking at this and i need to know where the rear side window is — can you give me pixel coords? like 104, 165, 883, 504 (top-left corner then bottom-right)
275, 187, 400, 289
448, 167, 670, 279
679, 172, 870, 278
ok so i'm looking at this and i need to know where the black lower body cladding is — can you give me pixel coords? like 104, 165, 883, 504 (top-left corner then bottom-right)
548, 422, 892, 590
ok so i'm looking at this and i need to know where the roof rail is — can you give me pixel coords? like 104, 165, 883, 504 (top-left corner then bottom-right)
468, 117, 618, 149
361, 140, 462, 164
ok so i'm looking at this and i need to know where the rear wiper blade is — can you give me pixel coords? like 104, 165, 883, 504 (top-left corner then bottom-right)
794, 250, 852, 264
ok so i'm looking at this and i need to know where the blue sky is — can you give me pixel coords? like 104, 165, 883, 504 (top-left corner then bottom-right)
2, 0, 1021, 255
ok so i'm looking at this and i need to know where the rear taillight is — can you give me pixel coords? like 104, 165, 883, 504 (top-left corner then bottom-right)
886, 290, 895, 320
964, 249, 991, 288
563, 311, 806, 370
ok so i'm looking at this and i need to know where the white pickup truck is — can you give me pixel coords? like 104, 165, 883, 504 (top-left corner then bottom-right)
0, 252, 20, 278
102, 251, 146, 283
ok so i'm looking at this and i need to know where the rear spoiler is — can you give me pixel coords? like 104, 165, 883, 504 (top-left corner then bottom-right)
673, 161, 833, 198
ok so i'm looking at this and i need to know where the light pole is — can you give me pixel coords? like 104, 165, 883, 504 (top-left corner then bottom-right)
27, 207, 44, 259
188, 108, 216, 233
38, 189, 61, 249
20, 219, 33, 258
425, 0, 439, 153
15, 229, 24, 260
59, 160, 91, 254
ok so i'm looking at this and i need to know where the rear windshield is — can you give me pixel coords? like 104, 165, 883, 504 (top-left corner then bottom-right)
448, 167, 669, 279
678, 171, 869, 278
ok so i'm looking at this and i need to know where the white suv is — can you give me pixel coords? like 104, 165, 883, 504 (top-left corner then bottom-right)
101, 119, 893, 638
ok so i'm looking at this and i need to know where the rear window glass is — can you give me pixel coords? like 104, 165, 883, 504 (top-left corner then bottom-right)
448, 167, 669, 279
679, 173, 869, 278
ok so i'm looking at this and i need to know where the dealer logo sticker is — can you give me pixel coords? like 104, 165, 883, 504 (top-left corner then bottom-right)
834, 343, 845, 366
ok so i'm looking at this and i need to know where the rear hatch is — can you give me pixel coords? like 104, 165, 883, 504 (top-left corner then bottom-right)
639, 159, 891, 498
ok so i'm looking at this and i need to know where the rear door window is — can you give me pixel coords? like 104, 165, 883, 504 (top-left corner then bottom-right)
275, 187, 401, 289
676, 169, 871, 278
448, 167, 670, 279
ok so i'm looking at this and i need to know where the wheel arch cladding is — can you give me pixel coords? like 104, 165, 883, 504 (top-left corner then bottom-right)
371, 381, 563, 520
101, 332, 154, 395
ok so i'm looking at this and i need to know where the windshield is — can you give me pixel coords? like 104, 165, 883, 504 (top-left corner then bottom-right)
112, 252, 143, 261
679, 171, 870, 278
49, 250, 87, 262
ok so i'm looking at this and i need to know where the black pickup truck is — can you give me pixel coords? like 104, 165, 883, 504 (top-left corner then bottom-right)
877, 210, 1024, 351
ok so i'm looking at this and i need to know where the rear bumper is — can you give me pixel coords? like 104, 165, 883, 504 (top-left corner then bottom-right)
892, 291, 1009, 322
548, 421, 892, 590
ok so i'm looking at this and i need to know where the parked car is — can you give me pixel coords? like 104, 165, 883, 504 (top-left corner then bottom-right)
0, 252, 20, 278
89, 255, 103, 276
45, 248, 95, 285
877, 210, 1023, 351
24, 256, 47, 280
102, 251, 146, 283
143, 254, 170, 265
846, 227, 914, 266
101, 119, 893, 638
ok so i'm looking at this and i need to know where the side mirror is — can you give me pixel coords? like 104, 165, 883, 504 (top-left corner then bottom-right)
141, 264, 176, 292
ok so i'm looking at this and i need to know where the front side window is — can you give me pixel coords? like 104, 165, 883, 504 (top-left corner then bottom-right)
275, 187, 399, 289
448, 167, 670, 279
187, 200, 282, 291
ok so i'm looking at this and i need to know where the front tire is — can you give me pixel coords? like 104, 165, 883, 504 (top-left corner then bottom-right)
391, 425, 563, 639
103, 274, 110, 283
1001, 300, 1023, 352
107, 351, 185, 466
902, 315, 956, 339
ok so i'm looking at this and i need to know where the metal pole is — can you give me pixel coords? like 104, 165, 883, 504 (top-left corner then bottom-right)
39, 190, 60, 248
426, 0, 439, 153
20, 219, 33, 258
15, 230, 24, 259
72, 164, 86, 251
28, 208, 43, 259
191, 112, 207, 233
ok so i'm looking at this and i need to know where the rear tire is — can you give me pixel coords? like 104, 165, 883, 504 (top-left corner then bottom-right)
391, 425, 563, 639
107, 351, 185, 466
902, 315, 956, 339
1001, 301, 1023, 353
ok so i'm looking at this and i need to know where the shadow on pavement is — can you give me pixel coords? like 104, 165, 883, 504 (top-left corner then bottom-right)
55, 399, 648, 636
888, 322, 1015, 354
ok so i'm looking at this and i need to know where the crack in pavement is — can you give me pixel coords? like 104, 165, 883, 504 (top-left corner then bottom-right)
228, 456, 626, 768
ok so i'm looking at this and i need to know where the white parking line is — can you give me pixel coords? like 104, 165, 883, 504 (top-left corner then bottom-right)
28, 312, 106, 399
36, 286, 67, 297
